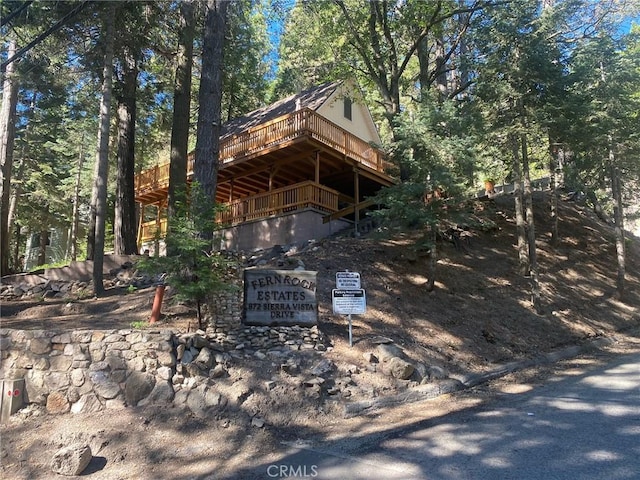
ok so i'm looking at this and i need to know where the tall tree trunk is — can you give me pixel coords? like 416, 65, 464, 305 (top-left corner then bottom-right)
510, 133, 529, 275
114, 46, 139, 255
416, 36, 431, 103
194, 0, 228, 242
548, 141, 559, 248
90, 6, 116, 296
610, 145, 626, 299
434, 36, 448, 100
70, 139, 85, 261
425, 224, 437, 292
13, 223, 22, 272
168, 0, 195, 228
37, 222, 49, 267
521, 131, 541, 312
0, 39, 19, 276
7, 158, 25, 237
36, 205, 49, 266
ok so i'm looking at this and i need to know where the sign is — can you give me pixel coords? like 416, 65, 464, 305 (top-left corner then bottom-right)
243, 269, 318, 326
332, 288, 366, 315
336, 271, 361, 289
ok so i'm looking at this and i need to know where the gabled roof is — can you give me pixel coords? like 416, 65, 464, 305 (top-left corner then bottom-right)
220, 81, 341, 139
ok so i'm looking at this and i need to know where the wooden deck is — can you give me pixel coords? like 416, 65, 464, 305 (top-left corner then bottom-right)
138, 181, 340, 244
134, 108, 389, 203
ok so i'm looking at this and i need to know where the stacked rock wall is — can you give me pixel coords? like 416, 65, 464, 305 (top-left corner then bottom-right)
1, 263, 328, 416
204, 288, 325, 351
0, 321, 327, 416
0, 329, 176, 414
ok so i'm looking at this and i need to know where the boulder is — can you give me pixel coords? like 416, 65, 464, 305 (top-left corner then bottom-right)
195, 347, 214, 368
310, 359, 335, 376
124, 371, 156, 406
46, 391, 70, 414
51, 444, 92, 476
138, 380, 175, 406
375, 344, 404, 363
71, 393, 103, 414
386, 357, 415, 380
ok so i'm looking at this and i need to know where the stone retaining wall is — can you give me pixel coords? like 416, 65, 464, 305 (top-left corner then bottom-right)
0, 322, 326, 416
1, 258, 330, 416
0, 329, 176, 414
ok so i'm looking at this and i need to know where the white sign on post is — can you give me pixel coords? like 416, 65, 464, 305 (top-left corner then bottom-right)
336, 271, 361, 289
332, 288, 366, 315
332, 271, 366, 347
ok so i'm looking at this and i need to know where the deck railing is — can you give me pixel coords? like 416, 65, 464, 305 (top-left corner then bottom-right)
217, 181, 339, 225
135, 109, 387, 197
138, 218, 168, 245
138, 181, 340, 244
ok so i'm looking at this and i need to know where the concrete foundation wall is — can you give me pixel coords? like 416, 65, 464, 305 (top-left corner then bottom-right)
220, 208, 352, 251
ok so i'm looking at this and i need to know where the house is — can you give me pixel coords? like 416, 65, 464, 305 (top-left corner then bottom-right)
134, 81, 395, 252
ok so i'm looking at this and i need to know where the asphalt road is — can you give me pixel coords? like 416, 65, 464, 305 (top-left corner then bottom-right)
229, 349, 640, 480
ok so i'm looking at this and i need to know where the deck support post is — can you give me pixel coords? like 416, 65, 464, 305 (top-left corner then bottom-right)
137, 203, 144, 251
353, 167, 360, 236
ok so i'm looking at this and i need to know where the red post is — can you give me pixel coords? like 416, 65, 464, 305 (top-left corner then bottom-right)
149, 285, 165, 324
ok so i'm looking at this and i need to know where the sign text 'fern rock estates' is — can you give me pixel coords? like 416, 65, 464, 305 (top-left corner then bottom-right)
243, 270, 318, 326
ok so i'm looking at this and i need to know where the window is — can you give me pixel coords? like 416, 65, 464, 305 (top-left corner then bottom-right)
343, 97, 352, 120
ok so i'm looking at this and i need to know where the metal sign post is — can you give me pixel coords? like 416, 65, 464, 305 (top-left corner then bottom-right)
332, 270, 366, 347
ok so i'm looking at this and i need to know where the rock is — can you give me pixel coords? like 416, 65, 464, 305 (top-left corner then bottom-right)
303, 377, 325, 387
138, 380, 175, 406
29, 337, 52, 355
363, 352, 378, 363
186, 384, 223, 418
70, 369, 85, 387
345, 364, 359, 374
281, 362, 300, 376
376, 344, 404, 363
89, 371, 120, 400
195, 347, 214, 368
46, 391, 70, 414
386, 357, 415, 380
44, 372, 71, 391
310, 359, 335, 376
427, 365, 448, 380
209, 364, 226, 379
181, 349, 194, 364
71, 393, 103, 414
191, 334, 210, 349
156, 350, 176, 367
251, 417, 265, 428
156, 366, 172, 381
176, 343, 186, 361
124, 371, 156, 406
370, 336, 394, 344
327, 386, 341, 395
50, 444, 92, 476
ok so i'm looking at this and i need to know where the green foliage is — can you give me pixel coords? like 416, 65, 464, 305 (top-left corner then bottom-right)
138, 184, 238, 307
